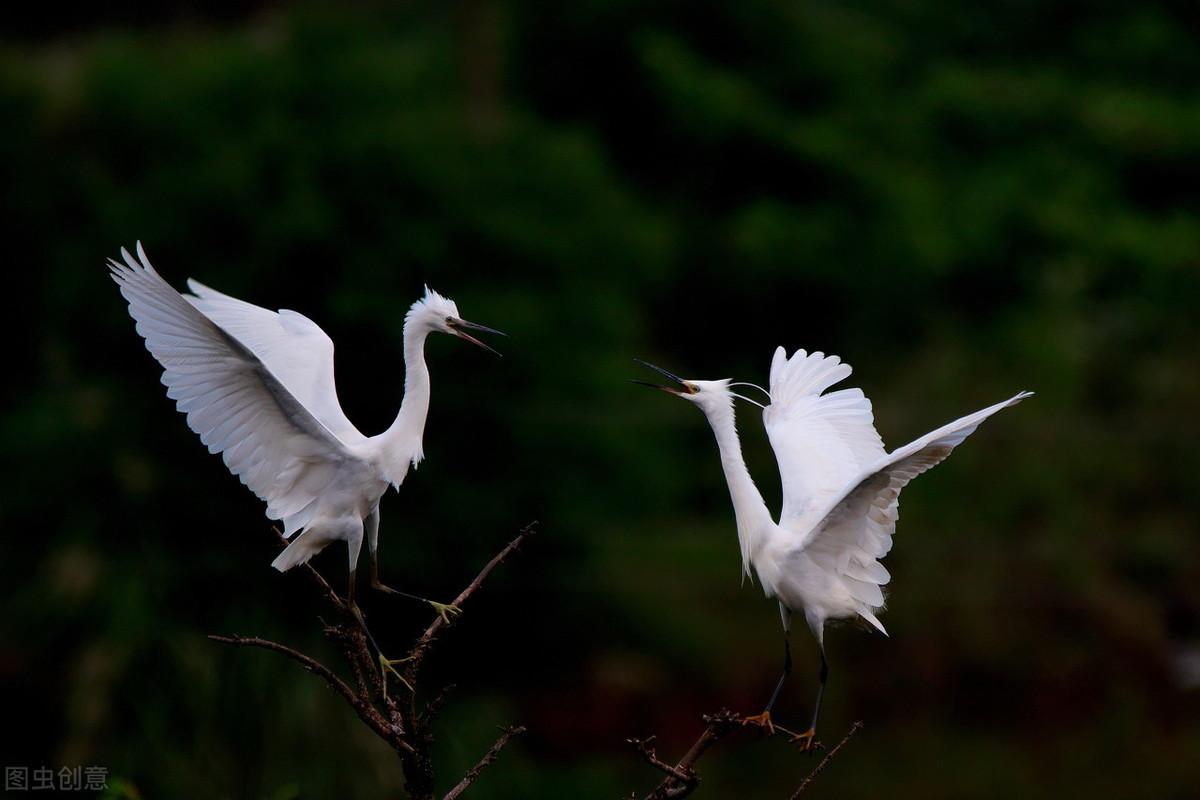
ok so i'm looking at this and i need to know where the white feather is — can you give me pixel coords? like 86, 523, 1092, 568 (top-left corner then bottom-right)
109, 243, 489, 578
668, 349, 1030, 642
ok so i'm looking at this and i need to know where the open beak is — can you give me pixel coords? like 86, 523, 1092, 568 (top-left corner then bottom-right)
447, 317, 506, 357
631, 359, 698, 395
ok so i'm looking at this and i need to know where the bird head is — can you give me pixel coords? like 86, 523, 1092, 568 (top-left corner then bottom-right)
406, 286, 506, 355
632, 360, 738, 412
632, 360, 768, 413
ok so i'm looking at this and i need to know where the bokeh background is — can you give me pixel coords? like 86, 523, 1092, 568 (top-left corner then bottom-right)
3, 2, 1199, 797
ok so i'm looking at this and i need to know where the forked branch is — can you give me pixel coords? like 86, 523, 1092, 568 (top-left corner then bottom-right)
631, 710, 741, 799
629, 713, 864, 799
211, 521, 538, 800
406, 521, 538, 682
207, 633, 410, 752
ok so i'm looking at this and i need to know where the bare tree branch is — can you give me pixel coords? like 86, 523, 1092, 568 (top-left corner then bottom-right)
627, 736, 696, 785
211, 521, 537, 800
406, 521, 538, 681
207, 633, 412, 753
789, 721, 864, 798
442, 725, 526, 800
630, 713, 864, 799
633, 710, 742, 800
420, 683, 457, 726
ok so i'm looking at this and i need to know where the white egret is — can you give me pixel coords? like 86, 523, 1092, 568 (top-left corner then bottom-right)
109, 243, 504, 628
635, 352, 1030, 749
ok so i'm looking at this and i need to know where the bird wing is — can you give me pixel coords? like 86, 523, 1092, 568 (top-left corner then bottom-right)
183, 277, 365, 444
794, 391, 1033, 633
763, 347, 887, 533
110, 243, 361, 536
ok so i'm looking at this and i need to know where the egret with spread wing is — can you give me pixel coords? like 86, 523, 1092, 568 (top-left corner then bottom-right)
635, 352, 1030, 749
109, 242, 504, 641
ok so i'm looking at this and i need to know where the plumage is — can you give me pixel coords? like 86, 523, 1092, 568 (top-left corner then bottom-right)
110, 242, 504, 602
780, 388, 1032, 637
635, 351, 1030, 743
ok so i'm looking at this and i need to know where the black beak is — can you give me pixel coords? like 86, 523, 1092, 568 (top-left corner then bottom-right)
447, 318, 506, 357
631, 359, 697, 395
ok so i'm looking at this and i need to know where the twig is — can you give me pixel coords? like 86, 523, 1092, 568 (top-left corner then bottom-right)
208, 633, 413, 754
789, 721, 864, 798
220, 522, 536, 800
637, 710, 742, 800
442, 725, 526, 800
628, 736, 695, 785
406, 521, 538, 679
272, 526, 384, 703
420, 683, 457, 726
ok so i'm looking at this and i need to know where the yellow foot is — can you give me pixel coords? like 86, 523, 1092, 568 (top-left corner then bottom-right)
788, 727, 821, 752
379, 653, 414, 703
741, 711, 775, 735
429, 601, 462, 624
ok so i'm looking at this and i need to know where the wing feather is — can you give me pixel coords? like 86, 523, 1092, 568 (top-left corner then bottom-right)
183, 277, 365, 444
764, 347, 887, 532
110, 243, 359, 536
796, 391, 1033, 631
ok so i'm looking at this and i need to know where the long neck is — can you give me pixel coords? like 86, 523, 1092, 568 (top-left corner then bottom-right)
702, 401, 774, 578
380, 321, 432, 483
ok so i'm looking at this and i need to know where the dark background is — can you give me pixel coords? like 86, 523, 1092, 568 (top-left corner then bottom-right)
3, 2, 1199, 797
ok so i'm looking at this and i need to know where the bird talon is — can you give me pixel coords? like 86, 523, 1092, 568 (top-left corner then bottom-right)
429, 601, 461, 624
379, 653, 415, 702
788, 728, 821, 752
741, 711, 775, 735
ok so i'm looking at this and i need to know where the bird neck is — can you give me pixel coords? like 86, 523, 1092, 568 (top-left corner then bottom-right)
380, 321, 432, 485
702, 400, 774, 579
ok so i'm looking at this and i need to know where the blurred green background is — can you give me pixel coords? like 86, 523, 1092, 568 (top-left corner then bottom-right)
3, 1, 1199, 797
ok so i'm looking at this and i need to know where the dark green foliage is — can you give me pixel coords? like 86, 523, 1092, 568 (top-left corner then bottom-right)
2, 2, 1198, 797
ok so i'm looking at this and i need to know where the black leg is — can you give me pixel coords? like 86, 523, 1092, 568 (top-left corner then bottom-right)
369, 559, 462, 624
347, 567, 370, 636
808, 647, 828, 733
346, 568, 386, 659
765, 633, 793, 713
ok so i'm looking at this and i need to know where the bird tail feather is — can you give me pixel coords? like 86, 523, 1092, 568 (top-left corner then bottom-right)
271, 529, 324, 572
859, 609, 888, 636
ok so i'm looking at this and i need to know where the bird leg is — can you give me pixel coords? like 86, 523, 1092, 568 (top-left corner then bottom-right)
743, 633, 792, 734
369, 550, 462, 624
347, 568, 414, 701
787, 648, 829, 753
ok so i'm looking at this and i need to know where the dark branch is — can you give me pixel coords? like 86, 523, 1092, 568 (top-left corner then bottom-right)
631, 712, 863, 799
220, 522, 537, 800
208, 633, 412, 754
635, 710, 742, 800
628, 736, 696, 786
442, 725, 526, 800
420, 683, 457, 726
790, 721, 864, 798
406, 520, 538, 679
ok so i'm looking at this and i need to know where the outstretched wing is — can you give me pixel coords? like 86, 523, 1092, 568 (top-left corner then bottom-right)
796, 391, 1033, 633
183, 278, 365, 444
764, 348, 887, 533
110, 243, 359, 536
